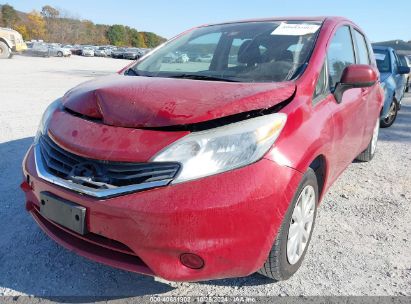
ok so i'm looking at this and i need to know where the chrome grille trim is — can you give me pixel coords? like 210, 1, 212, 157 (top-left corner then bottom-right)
34, 136, 178, 199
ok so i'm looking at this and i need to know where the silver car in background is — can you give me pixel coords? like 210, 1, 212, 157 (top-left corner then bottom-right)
123, 48, 143, 60
82, 46, 94, 57
25, 43, 71, 57
94, 46, 115, 57
48, 45, 71, 57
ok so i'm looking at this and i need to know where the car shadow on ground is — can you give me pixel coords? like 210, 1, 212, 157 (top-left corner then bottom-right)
378, 99, 411, 144
199, 273, 276, 287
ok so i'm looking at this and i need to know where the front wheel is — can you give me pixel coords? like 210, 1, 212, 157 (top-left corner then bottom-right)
57, 51, 63, 57
258, 168, 318, 281
380, 99, 398, 128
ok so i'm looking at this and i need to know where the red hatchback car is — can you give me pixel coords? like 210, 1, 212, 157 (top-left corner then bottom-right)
22, 17, 383, 281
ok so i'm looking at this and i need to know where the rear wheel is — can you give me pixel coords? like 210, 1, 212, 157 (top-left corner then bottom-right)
380, 99, 398, 128
356, 119, 379, 162
0, 41, 11, 59
406, 78, 409, 93
258, 168, 318, 280
57, 51, 63, 57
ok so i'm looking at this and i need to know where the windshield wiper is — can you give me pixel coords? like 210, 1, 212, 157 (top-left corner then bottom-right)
126, 68, 155, 77
125, 68, 140, 76
167, 74, 239, 82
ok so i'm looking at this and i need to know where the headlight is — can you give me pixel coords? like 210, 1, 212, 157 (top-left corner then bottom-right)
34, 99, 62, 144
152, 113, 287, 183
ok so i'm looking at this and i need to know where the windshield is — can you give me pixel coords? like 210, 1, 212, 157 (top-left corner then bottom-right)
374, 49, 391, 73
131, 21, 322, 82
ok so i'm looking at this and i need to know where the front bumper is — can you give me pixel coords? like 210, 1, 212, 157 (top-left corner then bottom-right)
22, 146, 301, 281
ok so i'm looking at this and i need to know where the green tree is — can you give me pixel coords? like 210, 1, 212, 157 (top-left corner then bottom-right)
141, 31, 166, 48
107, 24, 127, 46
41, 5, 59, 19
128, 28, 144, 47
1, 4, 19, 28
41, 5, 59, 41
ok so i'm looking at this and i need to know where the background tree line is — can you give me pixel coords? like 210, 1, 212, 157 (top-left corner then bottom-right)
0, 3, 166, 48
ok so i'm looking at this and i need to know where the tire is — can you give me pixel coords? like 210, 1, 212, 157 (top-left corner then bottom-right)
356, 119, 379, 162
57, 51, 63, 57
380, 99, 398, 128
406, 79, 409, 93
0, 41, 11, 59
258, 168, 318, 281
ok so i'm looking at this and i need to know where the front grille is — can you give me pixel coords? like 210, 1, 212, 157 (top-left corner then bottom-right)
38, 134, 180, 190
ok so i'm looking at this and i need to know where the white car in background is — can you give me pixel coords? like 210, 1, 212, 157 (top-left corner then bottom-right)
94, 46, 110, 57
82, 47, 94, 57
176, 53, 189, 63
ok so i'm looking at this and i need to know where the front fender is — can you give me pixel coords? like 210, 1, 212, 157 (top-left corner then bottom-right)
264, 97, 333, 200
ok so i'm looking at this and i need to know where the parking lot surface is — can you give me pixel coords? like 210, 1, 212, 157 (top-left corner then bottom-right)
0, 55, 410, 299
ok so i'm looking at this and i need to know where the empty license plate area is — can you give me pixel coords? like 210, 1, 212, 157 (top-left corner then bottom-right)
39, 192, 87, 235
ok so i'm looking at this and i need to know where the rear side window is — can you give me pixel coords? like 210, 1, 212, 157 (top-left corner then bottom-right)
327, 26, 355, 90
353, 30, 370, 64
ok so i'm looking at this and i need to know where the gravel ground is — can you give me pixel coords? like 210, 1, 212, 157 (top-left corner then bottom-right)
0, 55, 410, 300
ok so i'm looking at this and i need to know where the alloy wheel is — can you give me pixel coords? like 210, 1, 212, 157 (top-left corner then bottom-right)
287, 185, 316, 265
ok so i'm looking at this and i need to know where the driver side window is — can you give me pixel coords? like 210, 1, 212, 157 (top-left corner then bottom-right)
327, 26, 355, 91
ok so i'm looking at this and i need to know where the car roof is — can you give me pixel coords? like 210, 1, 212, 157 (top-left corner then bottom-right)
200, 16, 348, 27
372, 45, 394, 51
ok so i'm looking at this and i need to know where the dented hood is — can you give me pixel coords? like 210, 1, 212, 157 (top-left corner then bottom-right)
62, 75, 296, 128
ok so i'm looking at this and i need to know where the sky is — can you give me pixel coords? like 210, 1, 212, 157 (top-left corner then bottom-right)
4, 0, 411, 42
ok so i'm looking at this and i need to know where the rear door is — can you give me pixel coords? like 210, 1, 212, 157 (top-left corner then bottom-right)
352, 28, 379, 147
326, 25, 366, 179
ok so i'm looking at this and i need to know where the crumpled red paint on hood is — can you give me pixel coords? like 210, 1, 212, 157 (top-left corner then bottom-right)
62, 74, 296, 128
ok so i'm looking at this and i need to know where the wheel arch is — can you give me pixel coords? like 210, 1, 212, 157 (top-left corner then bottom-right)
0, 37, 12, 49
307, 155, 328, 203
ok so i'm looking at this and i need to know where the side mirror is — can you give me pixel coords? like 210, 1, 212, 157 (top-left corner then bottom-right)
334, 64, 378, 103
398, 65, 410, 75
